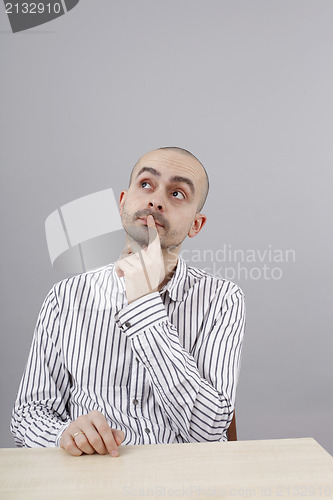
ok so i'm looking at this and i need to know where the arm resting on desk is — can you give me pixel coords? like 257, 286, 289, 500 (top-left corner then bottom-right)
116, 286, 245, 442
11, 289, 71, 447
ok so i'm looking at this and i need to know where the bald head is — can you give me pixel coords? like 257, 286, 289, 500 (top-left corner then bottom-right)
129, 147, 209, 212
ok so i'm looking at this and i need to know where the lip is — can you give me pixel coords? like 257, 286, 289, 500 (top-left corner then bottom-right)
138, 217, 163, 228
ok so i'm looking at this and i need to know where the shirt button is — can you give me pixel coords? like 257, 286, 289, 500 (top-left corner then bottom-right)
124, 321, 131, 328
132, 399, 139, 405
144, 428, 150, 434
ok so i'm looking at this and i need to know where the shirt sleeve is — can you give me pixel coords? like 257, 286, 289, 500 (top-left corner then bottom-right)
10, 288, 71, 447
115, 287, 245, 442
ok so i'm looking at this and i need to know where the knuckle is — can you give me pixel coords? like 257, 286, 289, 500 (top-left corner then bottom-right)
66, 423, 75, 434
89, 410, 101, 420
99, 421, 110, 433
76, 415, 85, 424
86, 410, 109, 431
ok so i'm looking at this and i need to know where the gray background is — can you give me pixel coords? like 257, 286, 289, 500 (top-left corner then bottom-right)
1, 1, 332, 453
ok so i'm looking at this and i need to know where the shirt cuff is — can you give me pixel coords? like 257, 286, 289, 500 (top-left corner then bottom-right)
55, 421, 71, 447
114, 292, 168, 339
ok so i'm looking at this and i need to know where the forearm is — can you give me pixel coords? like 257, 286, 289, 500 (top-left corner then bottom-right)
131, 325, 233, 441
11, 400, 70, 447
11, 356, 71, 447
116, 291, 245, 442
11, 287, 71, 447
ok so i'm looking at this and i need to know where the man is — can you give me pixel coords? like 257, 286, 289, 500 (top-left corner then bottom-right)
11, 147, 245, 457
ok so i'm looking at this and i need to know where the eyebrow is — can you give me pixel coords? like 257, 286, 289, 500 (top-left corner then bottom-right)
136, 167, 195, 195
136, 166, 161, 178
169, 176, 195, 195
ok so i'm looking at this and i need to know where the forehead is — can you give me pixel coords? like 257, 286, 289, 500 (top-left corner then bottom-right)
133, 150, 205, 184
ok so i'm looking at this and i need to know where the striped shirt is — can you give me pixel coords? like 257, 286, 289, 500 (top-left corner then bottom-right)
11, 257, 245, 447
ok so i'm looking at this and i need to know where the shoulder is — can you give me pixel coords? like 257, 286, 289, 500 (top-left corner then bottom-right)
50, 263, 115, 309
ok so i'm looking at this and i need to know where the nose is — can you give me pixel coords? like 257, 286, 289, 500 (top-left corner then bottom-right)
149, 201, 163, 211
148, 199, 163, 211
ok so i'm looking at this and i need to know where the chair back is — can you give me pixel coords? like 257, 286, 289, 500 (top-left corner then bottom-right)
227, 412, 237, 441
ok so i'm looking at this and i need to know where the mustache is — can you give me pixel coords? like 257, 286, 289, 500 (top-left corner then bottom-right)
134, 210, 169, 231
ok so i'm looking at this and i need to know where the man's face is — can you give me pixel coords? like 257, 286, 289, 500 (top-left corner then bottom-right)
119, 149, 207, 251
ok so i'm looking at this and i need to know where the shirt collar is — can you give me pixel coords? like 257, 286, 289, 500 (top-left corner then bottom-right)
112, 256, 189, 302
159, 256, 188, 302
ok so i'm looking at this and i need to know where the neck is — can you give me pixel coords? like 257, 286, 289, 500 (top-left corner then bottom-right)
159, 245, 181, 289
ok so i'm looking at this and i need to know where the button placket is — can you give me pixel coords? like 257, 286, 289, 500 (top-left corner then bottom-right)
129, 356, 144, 418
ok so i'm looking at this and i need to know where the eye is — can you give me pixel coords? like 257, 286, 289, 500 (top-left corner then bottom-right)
172, 190, 185, 200
141, 181, 152, 189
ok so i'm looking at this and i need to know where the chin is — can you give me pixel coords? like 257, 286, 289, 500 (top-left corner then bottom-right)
125, 226, 149, 247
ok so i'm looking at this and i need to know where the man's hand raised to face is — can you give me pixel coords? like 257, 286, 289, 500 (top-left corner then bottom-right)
115, 215, 165, 304
60, 410, 125, 457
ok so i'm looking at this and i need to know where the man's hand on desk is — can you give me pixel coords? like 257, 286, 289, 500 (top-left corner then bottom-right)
60, 410, 125, 457
116, 215, 165, 304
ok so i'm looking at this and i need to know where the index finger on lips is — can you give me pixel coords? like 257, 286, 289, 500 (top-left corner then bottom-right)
147, 215, 161, 249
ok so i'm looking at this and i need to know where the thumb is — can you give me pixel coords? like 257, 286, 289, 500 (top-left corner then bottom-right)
113, 429, 125, 446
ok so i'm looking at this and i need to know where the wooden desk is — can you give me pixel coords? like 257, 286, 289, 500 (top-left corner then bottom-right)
1, 438, 333, 499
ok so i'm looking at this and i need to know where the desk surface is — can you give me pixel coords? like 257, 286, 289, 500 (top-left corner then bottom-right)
1, 438, 333, 499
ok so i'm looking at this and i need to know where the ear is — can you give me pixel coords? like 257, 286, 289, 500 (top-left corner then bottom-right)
119, 190, 127, 216
188, 213, 207, 238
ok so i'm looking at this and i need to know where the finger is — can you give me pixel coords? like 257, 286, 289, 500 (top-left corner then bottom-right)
115, 263, 124, 277
147, 215, 160, 248
127, 236, 143, 255
116, 243, 133, 277
93, 416, 121, 457
83, 426, 108, 455
113, 429, 125, 446
60, 429, 83, 457
116, 269, 124, 278
120, 242, 132, 259
118, 247, 154, 295
116, 256, 137, 276
72, 429, 95, 455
